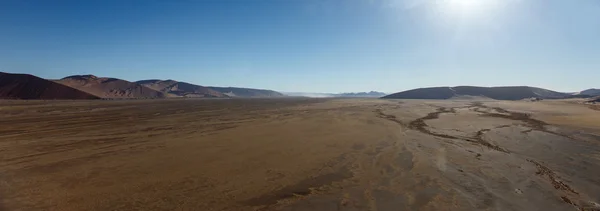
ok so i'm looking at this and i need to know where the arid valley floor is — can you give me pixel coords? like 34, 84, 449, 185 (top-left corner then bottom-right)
1, 98, 599, 211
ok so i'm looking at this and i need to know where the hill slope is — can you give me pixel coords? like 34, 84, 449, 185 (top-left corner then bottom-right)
335, 91, 386, 98
284, 91, 386, 98
0, 72, 100, 100
136, 80, 225, 98
382, 86, 569, 100
578, 89, 600, 96
207, 86, 284, 98
56, 75, 166, 99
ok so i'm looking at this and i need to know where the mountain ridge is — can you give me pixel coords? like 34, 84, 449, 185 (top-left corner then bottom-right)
0, 72, 596, 101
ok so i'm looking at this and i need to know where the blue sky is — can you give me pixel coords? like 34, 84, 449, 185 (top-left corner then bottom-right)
1, 0, 599, 93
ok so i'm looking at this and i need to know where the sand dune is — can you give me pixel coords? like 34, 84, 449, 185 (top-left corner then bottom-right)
207, 86, 285, 98
55, 75, 166, 99
383, 86, 570, 100
0, 72, 99, 100
578, 89, 600, 96
136, 79, 225, 98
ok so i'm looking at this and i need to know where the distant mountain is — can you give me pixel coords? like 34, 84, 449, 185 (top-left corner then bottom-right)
283, 92, 336, 98
136, 80, 225, 98
283, 91, 386, 98
0, 72, 100, 100
382, 86, 570, 100
56, 75, 166, 99
577, 89, 600, 96
207, 87, 284, 98
335, 91, 386, 98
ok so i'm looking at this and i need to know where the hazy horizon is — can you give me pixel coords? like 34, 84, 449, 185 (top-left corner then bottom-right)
1, 0, 599, 93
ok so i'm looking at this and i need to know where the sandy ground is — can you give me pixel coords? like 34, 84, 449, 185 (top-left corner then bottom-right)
1, 98, 599, 211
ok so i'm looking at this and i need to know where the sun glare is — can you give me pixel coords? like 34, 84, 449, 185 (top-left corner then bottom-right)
448, 0, 484, 9
437, 0, 496, 19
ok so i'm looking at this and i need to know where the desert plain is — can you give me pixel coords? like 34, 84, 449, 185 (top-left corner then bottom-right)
1, 98, 599, 211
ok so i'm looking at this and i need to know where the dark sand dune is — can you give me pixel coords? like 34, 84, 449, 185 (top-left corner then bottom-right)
383, 86, 569, 100
383, 87, 456, 99
0, 72, 99, 100
55, 75, 166, 99
579, 89, 600, 96
136, 79, 225, 98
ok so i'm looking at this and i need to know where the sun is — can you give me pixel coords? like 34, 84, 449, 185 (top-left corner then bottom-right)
438, 0, 495, 18
448, 0, 484, 9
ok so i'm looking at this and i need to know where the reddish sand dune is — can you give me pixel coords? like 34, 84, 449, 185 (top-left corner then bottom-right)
136, 80, 225, 98
207, 86, 285, 98
56, 75, 166, 99
0, 72, 100, 100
